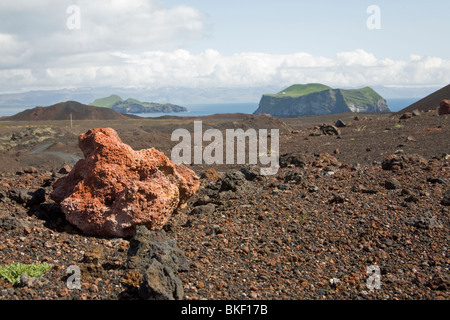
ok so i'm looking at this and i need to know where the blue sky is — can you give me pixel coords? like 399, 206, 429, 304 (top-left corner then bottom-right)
164, 0, 450, 59
0, 0, 449, 93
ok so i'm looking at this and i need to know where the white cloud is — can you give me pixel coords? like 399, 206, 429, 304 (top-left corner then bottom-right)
2, 48, 449, 93
0, 33, 33, 68
0, 1, 449, 92
0, 0, 208, 68
72, 49, 447, 89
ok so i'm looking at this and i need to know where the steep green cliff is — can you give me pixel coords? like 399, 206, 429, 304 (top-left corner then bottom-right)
254, 84, 390, 116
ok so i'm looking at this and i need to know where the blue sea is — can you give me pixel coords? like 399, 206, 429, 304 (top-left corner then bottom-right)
0, 98, 419, 118
132, 98, 418, 118
129, 103, 260, 118
386, 98, 420, 112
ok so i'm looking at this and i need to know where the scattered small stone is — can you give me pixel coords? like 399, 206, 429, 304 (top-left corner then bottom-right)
411, 109, 421, 117
320, 124, 341, 136
279, 152, 313, 168
427, 274, 449, 290
8, 188, 46, 207
361, 188, 378, 194
335, 119, 346, 128
385, 178, 401, 190
427, 177, 446, 184
139, 259, 184, 300
437, 99, 450, 115
207, 225, 222, 236
441, 189, 450, 206
190, 203, 215, 215
23, 167, 38, 174
329, 278, 340, 287
405, 212, 443, 229
200, 168, 219, 181
219, 171, 247, 192
329, 194, 345, 204
404, 195, 419, 203
19, 273, 35, 287
240, 165, 266, 181
400, 112, 412, 120
0, 216, 24, 231
121, 269, 142, 288
58, 165, 71, 175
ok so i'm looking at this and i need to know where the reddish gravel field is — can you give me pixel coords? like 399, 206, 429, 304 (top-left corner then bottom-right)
0, 110, 448, 301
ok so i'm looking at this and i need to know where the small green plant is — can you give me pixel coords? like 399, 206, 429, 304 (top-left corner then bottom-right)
354, 125, 367, 132
0, 262, 52, 286
297, 213, 310, 223
394, 123, 404, 129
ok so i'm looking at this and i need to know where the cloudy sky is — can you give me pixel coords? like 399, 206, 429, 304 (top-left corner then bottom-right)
0, 0, 449, 94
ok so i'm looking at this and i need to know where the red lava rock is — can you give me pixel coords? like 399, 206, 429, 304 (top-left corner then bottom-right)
200, 168, 220, 181
437, 99, 450, 115
50, 128, 200, 237
381, 154, 427, 170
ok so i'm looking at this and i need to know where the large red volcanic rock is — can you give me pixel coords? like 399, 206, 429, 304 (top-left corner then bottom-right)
50, 128, 200, 237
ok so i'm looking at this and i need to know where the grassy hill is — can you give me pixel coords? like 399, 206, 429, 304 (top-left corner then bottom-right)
255, 83, 390, 116
340, 87, 384, 106
266, 83, 332, 98
90, 95, 187, 114
90, 95, 123, 108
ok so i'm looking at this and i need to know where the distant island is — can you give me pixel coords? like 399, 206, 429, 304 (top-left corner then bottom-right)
254, 83, 390, 117
90, 95, 188, 114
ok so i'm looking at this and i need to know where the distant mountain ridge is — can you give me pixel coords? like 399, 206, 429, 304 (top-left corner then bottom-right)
0, 86, 441, 116
254, 84, 390, 116
90, 95, 188, 114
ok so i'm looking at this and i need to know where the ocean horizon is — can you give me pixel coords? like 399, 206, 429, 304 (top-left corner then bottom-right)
0, 98, 420, 118
131, 98, 419, 118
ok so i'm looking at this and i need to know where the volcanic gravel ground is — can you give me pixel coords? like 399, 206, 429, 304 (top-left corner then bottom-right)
0, 110, 448, 300
0, 153, 448, 300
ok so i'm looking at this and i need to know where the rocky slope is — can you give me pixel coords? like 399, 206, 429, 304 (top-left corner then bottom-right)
397, 84, 450, 114
254, 84, 390, 117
